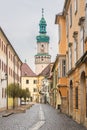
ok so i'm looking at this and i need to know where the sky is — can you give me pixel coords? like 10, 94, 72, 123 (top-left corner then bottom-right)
0, 0, 65, 72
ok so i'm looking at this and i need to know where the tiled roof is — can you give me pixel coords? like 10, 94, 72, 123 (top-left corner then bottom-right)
21, 63, 36, 77
38, 64, 50, 77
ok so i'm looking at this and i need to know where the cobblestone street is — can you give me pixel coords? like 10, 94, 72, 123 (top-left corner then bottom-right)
0, 104, 87, 130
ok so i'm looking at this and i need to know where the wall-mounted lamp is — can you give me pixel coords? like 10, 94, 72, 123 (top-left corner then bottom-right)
1, 73, 7, 82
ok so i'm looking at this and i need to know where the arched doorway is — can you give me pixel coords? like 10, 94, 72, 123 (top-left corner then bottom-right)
80, 71, 86, 124
69, 80, 73, 117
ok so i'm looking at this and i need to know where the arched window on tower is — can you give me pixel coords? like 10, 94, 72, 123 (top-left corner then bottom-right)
41, 26, 45, 32
41, 44, 44, 53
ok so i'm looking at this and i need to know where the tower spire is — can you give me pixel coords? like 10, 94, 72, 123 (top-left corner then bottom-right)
39, 8, 47, 34
42, 8, 44, 18
35, 9, 51, 75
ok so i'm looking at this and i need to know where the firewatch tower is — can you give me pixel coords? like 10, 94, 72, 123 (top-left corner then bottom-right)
35, 9, 51, 75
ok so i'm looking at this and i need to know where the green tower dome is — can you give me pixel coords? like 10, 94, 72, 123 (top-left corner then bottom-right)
36, 9, 50, 43
39, 17, 47, 34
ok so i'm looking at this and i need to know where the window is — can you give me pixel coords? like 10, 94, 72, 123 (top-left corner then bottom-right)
5, 88, 6, 98
80, 27, 84, 56
4, 45, 5, 53
70, 4, 72, 27
62, 60, 66, 77
9, 51, 10, 59
42, 26, 45, 31
0, 60, 1, 69
58, 63, 60, 78
69, 47, 72, 70
2, 61, 3, 71
74, 40, 77, 64
66, 52, 68, 73
2, 88, 6, 98
11, 69, 12, 77
9, 67, 10, 75
74, 0, 78, 13
12, 71, 14, 77
75, 87, 78, 109
58, 25, 61, 42
33, 88, 37, 92
66, 15, 69, 37
11, 54, 12, 61
73, 32, 78, 64
41, 58, 43, 61
26, 80, 29, 84
0, 39, 1, 47
2, 88, 4, 98
4, 63, 5, 73
33, 80, 37, 84
1, 41, 3, 51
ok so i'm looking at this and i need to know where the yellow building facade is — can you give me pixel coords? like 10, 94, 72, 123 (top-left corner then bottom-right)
51, 12, 68, 113
56, 0, 87, 127
21, 63, 38, 102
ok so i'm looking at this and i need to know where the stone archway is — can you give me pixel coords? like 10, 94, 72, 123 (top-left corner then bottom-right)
80, 71, 86, 124
69, 80, 73, 117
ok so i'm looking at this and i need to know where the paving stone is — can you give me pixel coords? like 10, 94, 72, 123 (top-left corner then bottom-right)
0, 104, 86, 130
39, 104, 87, 130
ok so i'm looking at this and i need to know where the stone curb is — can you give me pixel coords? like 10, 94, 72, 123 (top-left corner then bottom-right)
2, 112, 14, 117
1, 104, 34, 117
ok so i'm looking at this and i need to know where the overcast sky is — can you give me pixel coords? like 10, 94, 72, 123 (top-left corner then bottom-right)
0, 0, 65, 72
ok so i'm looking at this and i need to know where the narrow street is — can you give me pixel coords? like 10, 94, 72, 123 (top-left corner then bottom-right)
0, 104, 87, 130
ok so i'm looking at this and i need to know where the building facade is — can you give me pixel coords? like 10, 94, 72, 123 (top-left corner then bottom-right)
21, 63, 38, 102
35, 9, 51, 75
0, 27, 22, 110
54, 0, 87, 127
38, 63, 52, 104
51, 12, 68, 113
0, 28, 8, 110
